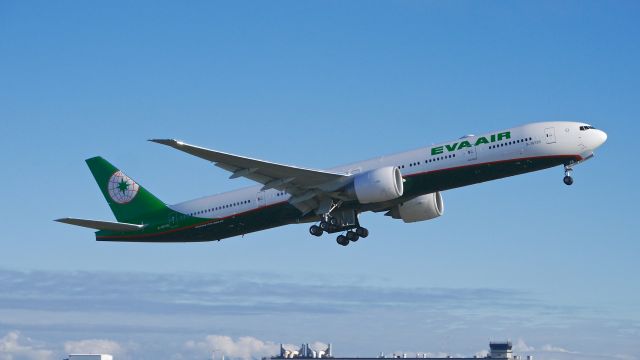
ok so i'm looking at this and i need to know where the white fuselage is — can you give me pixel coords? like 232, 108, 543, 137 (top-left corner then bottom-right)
169, 121, 607, 218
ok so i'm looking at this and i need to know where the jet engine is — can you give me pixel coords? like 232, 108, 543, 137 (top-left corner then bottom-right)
388, 192, 444, 223
345, 166, 404, 204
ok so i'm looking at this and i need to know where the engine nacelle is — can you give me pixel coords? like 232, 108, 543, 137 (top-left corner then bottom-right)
389, 192, 444, 223
347, 166, 404, 204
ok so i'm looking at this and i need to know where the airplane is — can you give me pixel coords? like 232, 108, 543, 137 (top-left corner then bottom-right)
56, 121, 607, 246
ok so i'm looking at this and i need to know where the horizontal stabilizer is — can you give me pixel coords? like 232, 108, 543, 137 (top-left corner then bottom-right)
55, 218, 145, 232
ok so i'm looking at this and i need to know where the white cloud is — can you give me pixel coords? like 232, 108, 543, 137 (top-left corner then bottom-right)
0, 331, 53, 360
540, 344, 579, 354
64, 339, 123, 356
612, 354, 637, 360
185, 335, 280, 360
513, 338, 535, 352
513, 340, 584, 357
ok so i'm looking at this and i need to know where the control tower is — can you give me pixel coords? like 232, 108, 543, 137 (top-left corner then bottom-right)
489, 342, 513, 359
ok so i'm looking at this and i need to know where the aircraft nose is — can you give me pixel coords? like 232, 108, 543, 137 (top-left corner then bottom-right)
594, 129, 608, 148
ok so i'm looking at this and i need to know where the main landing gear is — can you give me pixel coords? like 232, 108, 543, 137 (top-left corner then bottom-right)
308, 214, 369, 247
563, 165, 574, 186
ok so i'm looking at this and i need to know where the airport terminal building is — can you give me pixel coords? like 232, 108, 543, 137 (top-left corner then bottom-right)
271, 341, 532, 360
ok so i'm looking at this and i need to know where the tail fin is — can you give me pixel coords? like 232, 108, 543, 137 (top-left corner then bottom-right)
85, 156, 168, 223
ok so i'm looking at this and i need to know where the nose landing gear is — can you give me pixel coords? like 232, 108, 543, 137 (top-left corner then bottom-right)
563, 165, 574, 186
562, 154, 596, 186
563, 175, 574, 186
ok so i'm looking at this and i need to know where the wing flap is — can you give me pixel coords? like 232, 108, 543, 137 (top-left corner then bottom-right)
55, 218, 145, 232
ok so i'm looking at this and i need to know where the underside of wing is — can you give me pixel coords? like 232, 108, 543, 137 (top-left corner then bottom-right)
55, 218, 145, 232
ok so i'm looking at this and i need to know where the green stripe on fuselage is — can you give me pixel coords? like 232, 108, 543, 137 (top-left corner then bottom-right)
95, 202, 302, 242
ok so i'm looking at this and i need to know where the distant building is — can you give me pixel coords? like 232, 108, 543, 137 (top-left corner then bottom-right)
64, 355, 113, 360
270, 341, 519, 360
274, 343, 333, 359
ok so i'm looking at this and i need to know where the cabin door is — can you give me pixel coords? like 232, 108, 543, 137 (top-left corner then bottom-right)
545, 127, 556, 144
465, 146, 477, 161
257, 190, 267, 208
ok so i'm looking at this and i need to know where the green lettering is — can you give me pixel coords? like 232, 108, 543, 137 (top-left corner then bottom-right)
474, 137, 489, 146
490, 134, 496, 142
445, 143, 458, 152
458, 140, 472, 149
497, 131, 511, 141
431, 146, 444, 155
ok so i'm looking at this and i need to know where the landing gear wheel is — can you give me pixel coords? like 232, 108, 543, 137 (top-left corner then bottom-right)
345, 231, 359, 242
319, 221, 330, 231
355, 227, 369, 238
563, 165, 574, 186
329, 217, 339, 226
336, 235, 349, 246
563, 175, 574, 186
309, 225, 323, 237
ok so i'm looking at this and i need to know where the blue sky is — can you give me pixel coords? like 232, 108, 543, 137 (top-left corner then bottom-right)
0, 1, 638, 359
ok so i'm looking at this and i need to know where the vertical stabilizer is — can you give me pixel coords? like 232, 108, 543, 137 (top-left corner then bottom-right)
85, 156, 168, 223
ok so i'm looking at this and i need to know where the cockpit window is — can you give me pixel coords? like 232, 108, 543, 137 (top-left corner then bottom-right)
580, 125, 596, 131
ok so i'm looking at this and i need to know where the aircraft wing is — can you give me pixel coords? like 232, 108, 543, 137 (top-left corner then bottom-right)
150, 139, 350, 213
55, 218, 145, 232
